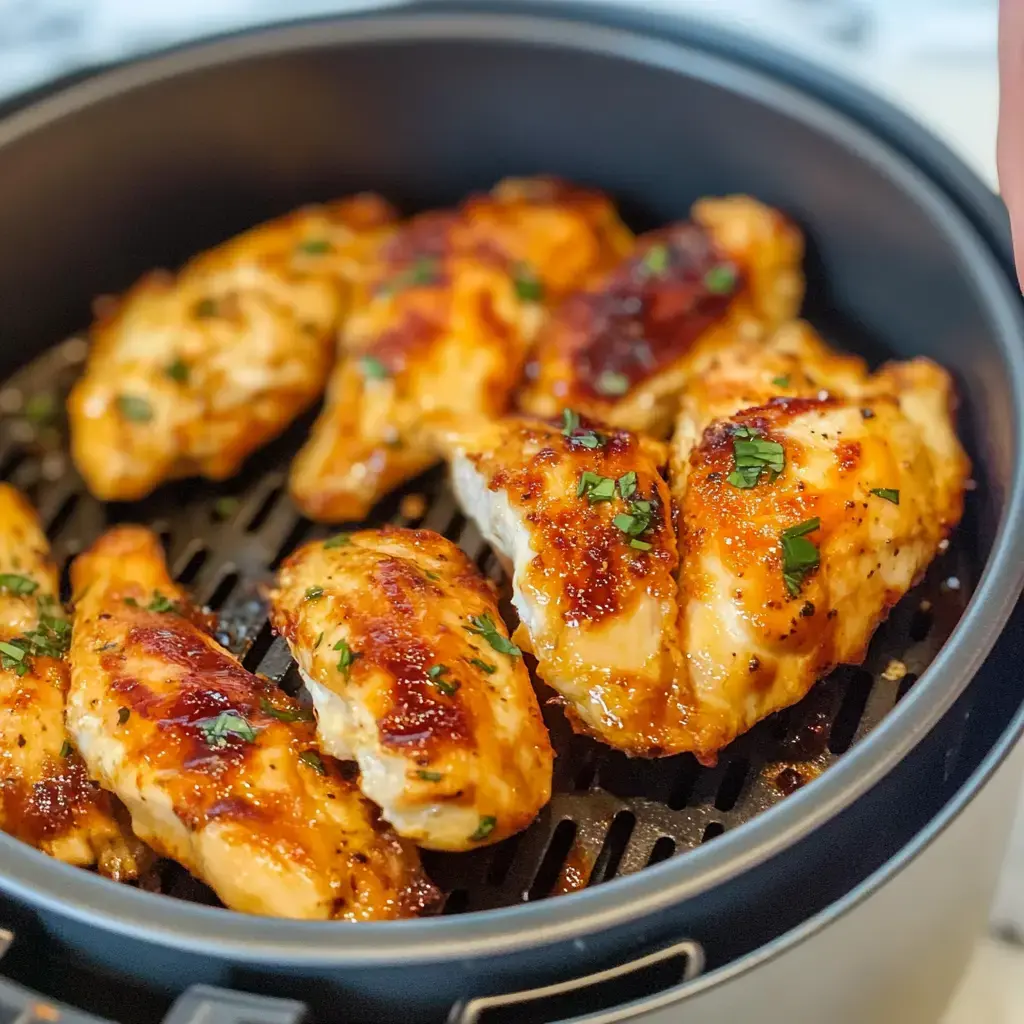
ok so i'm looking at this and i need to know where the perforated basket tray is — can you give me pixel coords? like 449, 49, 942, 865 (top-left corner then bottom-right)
0, 334, 971, 914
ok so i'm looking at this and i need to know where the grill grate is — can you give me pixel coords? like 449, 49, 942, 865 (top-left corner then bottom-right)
0, 337, 971, 912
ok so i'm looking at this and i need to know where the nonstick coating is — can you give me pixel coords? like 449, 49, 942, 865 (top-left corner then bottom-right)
0, 3, 1021, 1022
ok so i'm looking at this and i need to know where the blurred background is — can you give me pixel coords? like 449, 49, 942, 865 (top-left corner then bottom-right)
0, 0, 1017, 1018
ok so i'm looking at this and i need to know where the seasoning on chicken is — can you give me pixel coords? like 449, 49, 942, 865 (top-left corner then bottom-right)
670, 324, 969, 761
289, 177, 634, 523
444, 415, 692, 756
69, 194, 398, 501
268, 527, 554, 850
0, 485, 147, 878
518, 196, 804, 436
65, 526, 436, 919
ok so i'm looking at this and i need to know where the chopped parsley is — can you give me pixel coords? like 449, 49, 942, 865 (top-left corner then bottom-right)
146, 592, 177, 614
0, 641, 26, 669
359, 355, 390, 381
561, 408, 605, 450
577, 471, 616, 504
298, 750, 326, 775
772, 375, 790, 388
416, 769, 444, 782
116, 394, 153, 423
259, 697, 314, 723
726, 426, 784, 489
780, 517, 821, 597
213, 496, 239, 520
595, 370, 629, 397
305, 586, 324, 602
870, 488, 900, 505
512, 262, 544, 302
296, 238, 332, 255
629, 539, 652, 551
314, 631, 324, 650
0, 597, 72, 675
165, 359, 190, 384
617, 471, 637, 499
427, 663, 459, 696
465, 614, 521, 657
468, 657, 497, 675
193, 298, 219, 318
196, 711, 257, 748
704, 264, 738, 295
379, 256, 440, 296
59, 740, 73, 758
613, 498, 653, 540
0, 574, 37, 596
24, 393, 57, 427
469, 815, 498, 842
334, 639, 361, 680
424, 570, 441, 582
117, 706, 131, 725
323, 533, 352, 549
639, 244, 670, 278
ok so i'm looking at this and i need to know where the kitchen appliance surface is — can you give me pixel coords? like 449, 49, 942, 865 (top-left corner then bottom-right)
0, 3, 1021, 1023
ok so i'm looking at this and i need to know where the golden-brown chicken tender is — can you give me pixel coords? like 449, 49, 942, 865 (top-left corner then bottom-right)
268, 527, 554, 850
0, 485, 147, 878
289, 178, 634, 523
445, 415, 691, 756
518, 196, 804, 437
65, 526, 436, 920
670, 330, 969, 761
69, 194, 398, 501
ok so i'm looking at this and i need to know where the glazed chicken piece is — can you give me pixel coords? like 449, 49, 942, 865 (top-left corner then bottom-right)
65, 526, 435, 920
69, 194, 398, 501
289, 177, 634, 522
268, 527, 554, 850
669, 328, 969, 760
518, 196, 804, 437
0, 485, 147, 878
445, 415, 693, 756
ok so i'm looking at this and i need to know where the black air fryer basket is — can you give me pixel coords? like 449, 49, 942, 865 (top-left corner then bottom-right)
0, 4, 1021, 1024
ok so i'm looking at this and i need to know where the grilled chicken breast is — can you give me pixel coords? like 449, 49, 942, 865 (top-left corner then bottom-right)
268, 527, 554, 850
289, 178, 633, 522
445, 415, 692, 756
69, 194, 397, 501
518, 196, 804, 437
0, 485, 146, 878
670, 325, 969, 760
65, 526, 435, 919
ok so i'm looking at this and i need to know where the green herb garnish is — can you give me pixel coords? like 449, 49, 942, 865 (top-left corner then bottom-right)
305, 586, 324, 601
468, 657, 497, 675
193, 298, 219, 318
595, 370, 629, 397
323, 533, 352, 549
726, 426, 784, 489
577, 471, 616, 504
359, 356, 390, 381
165, 359, 190, 384
296, 238, 331, 255
704, 264, 738, 295
512, 262, 544, 302
314, 631, 324, 650
427, 663, 459, 696
416, 769, 444, 782
334, 639, 361, 680
560, 408, 604, 449
196, 711, 257, 748
147, 592, 177, 614
870, 488, 900, 505
0, 574, 37, 597
424, 571, 441, 582
379, 256, 440, 296
259, 697, 314, 723
780, 517, 821, 597
639, 244, 670, 278
629, 539, 652, 551
772, 375, 790, 388
617, 471, 637, 499
465, 614, 521, 658
213, 496, 239, 520
59, 740, 73, 758
298, 750, 326, 775
116, 394, 153, 423
117, 706, 130, 725
469, 815, 498, 842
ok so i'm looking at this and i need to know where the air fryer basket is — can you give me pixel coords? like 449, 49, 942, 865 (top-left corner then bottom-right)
0, 3, 1022, 1023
